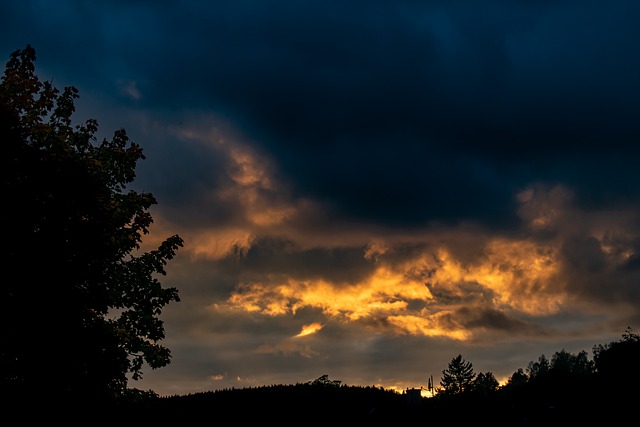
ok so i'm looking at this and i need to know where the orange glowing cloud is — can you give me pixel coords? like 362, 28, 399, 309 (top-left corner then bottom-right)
222, 236, 564, 341
295, 322, 324, 337
188, 228, 254, 260
426, 240, 563, 315
223, 144, 299, 227
226, 265, 432, 321
386, 313, 471, 340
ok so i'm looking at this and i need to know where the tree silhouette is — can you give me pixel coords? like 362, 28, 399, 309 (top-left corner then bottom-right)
550, 349, 594, 377
439, 354, 476, 395
471, 371, 499, 395
0, 45, 183, 408
526, 354, 550, 380
593, 327, 640, 389
505, 367, 528, 388
307, 374, 342, 388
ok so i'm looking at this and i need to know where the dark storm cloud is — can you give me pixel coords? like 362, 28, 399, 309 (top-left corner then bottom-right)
3, 1, 640, 231
455, 305, 549, 336
426, 280, 495, 305
216, 236, 374, 285
0, 3, 631, 228
559, 233, 640, 307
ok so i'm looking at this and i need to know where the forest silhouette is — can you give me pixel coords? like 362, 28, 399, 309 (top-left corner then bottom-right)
116, 330, 637, 425
2, 45, 638, 424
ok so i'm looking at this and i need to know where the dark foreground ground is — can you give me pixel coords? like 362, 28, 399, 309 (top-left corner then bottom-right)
7, 379, 631, 425
107, 383, 630, 426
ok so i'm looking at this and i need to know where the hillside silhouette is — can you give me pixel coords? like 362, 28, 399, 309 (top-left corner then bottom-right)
114, 329, 638, 425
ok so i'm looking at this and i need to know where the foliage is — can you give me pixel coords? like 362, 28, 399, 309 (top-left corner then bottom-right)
505, 368, 528, 388
439, 354, 476, 395
471, 371, 499, 395
526, 354, 550, 380
0, 45, 183, 406
307, 374, 343, 387
550, 348, 594, 377
593, 326, 640, 386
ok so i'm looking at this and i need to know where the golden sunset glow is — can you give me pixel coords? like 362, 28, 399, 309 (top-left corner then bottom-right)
427, 240, 563, 315
387, 313, 471, 340
220, 236, 564, 341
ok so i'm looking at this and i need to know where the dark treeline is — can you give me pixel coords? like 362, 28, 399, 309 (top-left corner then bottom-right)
116, 329, 638, 425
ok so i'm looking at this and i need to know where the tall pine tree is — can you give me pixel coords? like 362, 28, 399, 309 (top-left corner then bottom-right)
439, 354, 476, 395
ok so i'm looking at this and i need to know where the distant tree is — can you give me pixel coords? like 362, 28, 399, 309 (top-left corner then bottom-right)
439, 354, 476, 395
505, 368, 528, 389
593, 327, 640, 386
526, 354, 550, 381
0, 45, 183, 407
471, 371, 499, 395
308, 374, 342, 387
550, 349, 594, 377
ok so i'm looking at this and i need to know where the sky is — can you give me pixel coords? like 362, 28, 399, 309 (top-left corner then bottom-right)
2, 0, 640, 397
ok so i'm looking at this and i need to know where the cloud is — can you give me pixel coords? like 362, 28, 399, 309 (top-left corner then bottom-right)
172, 176, 640, 349
116, 79, 142, 101
216, 237, 564, 340
295, 322, 324, 337
255, 340, 320, 359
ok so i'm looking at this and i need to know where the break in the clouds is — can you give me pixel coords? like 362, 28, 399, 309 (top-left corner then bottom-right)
2, 0, 640, 395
